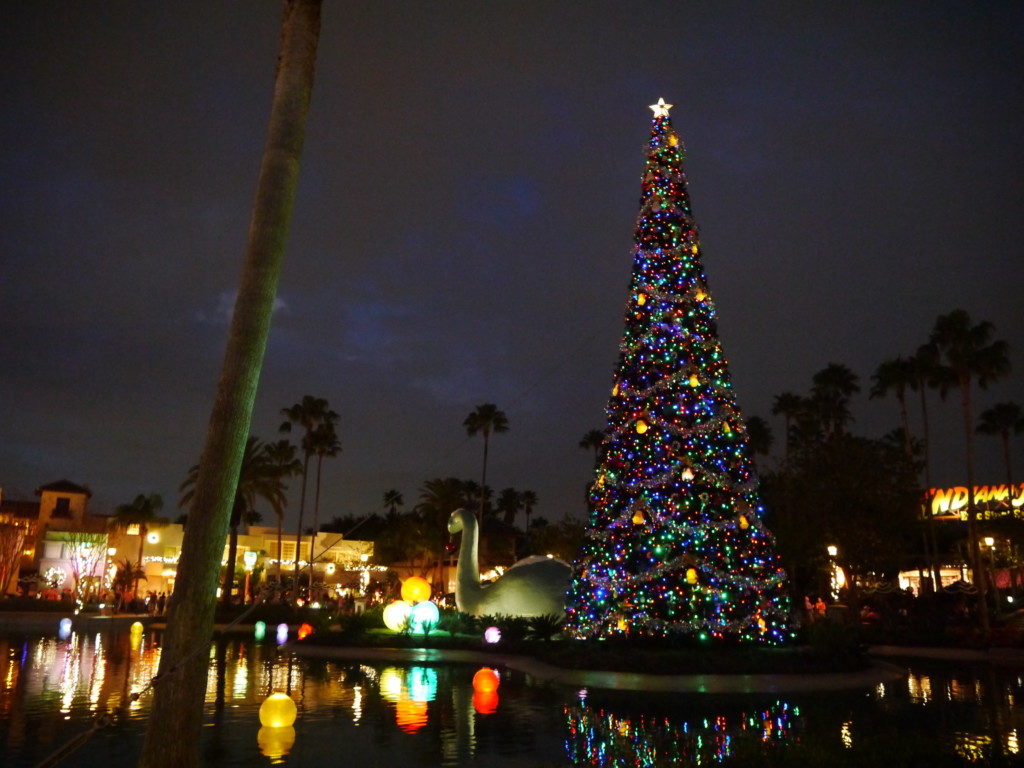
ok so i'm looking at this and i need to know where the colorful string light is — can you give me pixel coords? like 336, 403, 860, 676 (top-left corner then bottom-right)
564, 100, 791, 643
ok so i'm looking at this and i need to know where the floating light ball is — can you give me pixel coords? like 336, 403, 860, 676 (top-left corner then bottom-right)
401, 576, 431, 604
408, 666, 438, 703
276, 623, 288, 644
254, 620, 266, 641
257, 726, 295, 760
130, 621, 144, 634
259, 692, 297, 728
483, 626, 501, 644
473, 689, 499, 715
409, 600, 440, 633
297, 622, 313, 641
59, 618, 72, 637
472, 667, 500, 693
383, 600, 412, 632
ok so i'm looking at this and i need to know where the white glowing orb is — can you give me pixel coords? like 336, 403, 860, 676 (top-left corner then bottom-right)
484, 626, 501, 644
382, 600, 412, 632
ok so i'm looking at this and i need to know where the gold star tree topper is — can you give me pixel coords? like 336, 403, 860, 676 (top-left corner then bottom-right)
649, 97, 673, 118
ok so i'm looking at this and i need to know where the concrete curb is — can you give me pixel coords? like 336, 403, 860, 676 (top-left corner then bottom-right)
291, 644, 907, 694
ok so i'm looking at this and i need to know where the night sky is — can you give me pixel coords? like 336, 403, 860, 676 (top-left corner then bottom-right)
2, 2, 1022, 529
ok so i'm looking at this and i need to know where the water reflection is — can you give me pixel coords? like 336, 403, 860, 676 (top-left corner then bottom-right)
565, 700, 796, 766
2, 631, 1024, 767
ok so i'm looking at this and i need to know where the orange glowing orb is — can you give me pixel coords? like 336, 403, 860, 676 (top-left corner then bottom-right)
296, 622, 314, 640
472, 667, 500, 693
400, 576, 432, 604
473, 689, 499, 714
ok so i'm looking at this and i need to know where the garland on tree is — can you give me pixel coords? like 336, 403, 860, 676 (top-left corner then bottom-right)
564, 99, 791, 643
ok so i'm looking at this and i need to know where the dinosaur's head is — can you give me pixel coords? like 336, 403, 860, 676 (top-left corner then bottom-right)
447, 508, 471, 534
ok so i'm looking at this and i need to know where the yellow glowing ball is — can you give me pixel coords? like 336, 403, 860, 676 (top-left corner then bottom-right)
635, 419, 648, 434
739, 515, 749, 530
686, 568, 698, 585
130, 621, 144, 634
259, 692, 297, 728
383, 600, 413, 632
689, 375, 700, 387
401, 576, 432, 604
472, 667, 500, 693
636, 293, 647, 306
257, 726, 296, 759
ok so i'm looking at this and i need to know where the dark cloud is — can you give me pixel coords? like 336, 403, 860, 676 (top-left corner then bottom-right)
2, 1, 1022, 524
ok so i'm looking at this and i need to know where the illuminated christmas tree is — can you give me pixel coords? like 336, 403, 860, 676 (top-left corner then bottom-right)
564, 99, 791, 643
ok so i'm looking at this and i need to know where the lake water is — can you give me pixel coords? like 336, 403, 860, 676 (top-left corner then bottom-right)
1, 628, 1023, 767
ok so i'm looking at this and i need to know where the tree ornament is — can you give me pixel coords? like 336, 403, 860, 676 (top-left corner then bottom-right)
681, 467, 695, 481
612, 382, 620, 396
738, 515, 749, 530
686, 568, 698, 585
632, 508, 645, 525
637, 293, 647, 306
688, 375, 700, 387
635, 419, 649, 434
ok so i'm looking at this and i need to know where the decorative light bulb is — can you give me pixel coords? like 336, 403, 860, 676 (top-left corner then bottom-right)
636, 419, 648, 434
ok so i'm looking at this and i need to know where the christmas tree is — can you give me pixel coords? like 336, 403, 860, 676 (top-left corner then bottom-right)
564, 99, 791, 643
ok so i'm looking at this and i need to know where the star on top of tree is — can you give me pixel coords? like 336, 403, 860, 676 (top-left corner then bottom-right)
649, 97, 673, 118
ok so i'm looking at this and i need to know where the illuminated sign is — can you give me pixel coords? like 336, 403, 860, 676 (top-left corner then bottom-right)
925, 483, 1024, 520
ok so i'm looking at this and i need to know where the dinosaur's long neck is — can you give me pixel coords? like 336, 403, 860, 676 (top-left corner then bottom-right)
457, 512, 481, 597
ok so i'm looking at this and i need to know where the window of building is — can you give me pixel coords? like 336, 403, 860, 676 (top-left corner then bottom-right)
52, 498, 71, 517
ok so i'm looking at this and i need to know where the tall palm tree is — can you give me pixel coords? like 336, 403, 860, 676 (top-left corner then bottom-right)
417, 477, 473, 587
578, 429, 605, 468
931, 309, 1011, 633
520, 490, 538, 530
139, 4, 323, 764
110, 493, 165, 599
181, 437, 289, 605
280, 395, 338, 588
382, 489, 404, 517
810, 363, 860, 438
304, 421, 341, 589
263, 439, 302, 583
870, 357, 917, 457
463, 403, 509, 521
771, 392, 803, 460
977, 402, 1023, 488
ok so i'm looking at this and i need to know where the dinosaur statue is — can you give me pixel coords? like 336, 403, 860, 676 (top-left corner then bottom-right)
447, 508, 571, 617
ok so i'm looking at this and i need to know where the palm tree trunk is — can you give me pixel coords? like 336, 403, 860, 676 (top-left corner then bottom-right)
961, 379, 990, 634
478, 432, 489, 522
293, 451, 311, 590
307, 453, 324, 591
276, 512, 284, 585
919, 387, 941, 592
135, 525, 146, 600
138, 5, 322, 766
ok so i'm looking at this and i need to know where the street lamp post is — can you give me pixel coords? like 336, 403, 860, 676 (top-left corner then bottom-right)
243, 550, 258, 604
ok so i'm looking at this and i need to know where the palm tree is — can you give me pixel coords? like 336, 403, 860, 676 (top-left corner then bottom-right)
977, 402, 1023, 488
771, 392, 803, 460
744, 415, 773, 459
931, 309, 1011, 633
578, 429, 605, 468
263, 439, 302, 583
181, 437, 289, 605
870, 357, 917, 457
463, 403, 509, 521
417, 477, 473, 587
110, 493, 165, 599
382, 489, 404, 517
304, 421, 341, 589
139, 4, 323, 764
520, 490, 538, 530
810, 363, 860, 438
280, 395, 338, 588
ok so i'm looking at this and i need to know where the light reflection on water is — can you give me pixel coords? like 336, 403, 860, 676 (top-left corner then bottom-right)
1, 630, 1023, 767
